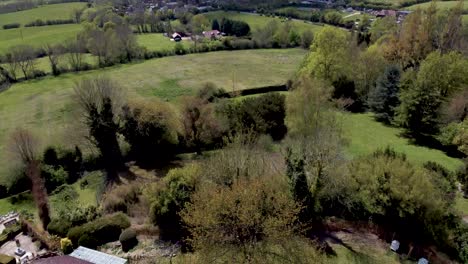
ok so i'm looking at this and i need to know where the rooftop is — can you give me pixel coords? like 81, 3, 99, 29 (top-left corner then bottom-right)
33, 256, 91, 264
69, 247, 127, 264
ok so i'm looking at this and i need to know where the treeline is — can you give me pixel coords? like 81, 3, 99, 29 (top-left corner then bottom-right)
25, 18, 75, 27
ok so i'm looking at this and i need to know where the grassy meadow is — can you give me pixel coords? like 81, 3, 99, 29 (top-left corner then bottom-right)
202, 11, 325, 33
0, 2, 87, 28
0, 24, 82, 54
0, 49, 306, 179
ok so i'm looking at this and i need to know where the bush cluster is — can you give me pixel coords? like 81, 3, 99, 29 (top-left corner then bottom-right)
25, 19, 74, 27
119, 228, 138, 252
2, 23, 20, 29
101, 184, 140, 214
67, 213, 130, 248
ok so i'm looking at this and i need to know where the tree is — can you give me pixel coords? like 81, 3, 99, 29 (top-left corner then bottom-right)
3, 53, 18, 81
74, 77, 124, 183
180, 96, 222, 154
396, 51, 468, 135
304, 26, 349, 81
368, 65, 401, 123
212, 18, 220, 31
10, 45, 36, 79
369, 16, 397, 43
121, 99, 180, 165
8, 129, 50, 229
45, 44, 63, 76
300, 30, 314, 49
66, 38, 86, 71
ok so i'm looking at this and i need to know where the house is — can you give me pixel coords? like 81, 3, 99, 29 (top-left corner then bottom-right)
172, 33, 182, 42
69, 246, 127, 264
202, 30, 221, 39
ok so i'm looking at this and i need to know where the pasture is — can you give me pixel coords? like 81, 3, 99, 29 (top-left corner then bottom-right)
0, 2, 87, 28
202, 11, 325, 33
137, 33, 192, 51
406, 0, 468, 11
0, 49, 307, 179
0, 24, 82, 54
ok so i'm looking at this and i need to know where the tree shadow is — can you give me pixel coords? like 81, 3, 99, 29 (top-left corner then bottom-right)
400, 131, 466, 160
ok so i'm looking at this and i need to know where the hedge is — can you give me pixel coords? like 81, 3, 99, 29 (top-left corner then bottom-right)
119, 228, 138, 252
67, 213, 130, 248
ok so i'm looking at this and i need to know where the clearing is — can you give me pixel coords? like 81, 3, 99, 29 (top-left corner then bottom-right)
0, 2, 87, 28
0, 49, 306, 179
137, 33, 192, 52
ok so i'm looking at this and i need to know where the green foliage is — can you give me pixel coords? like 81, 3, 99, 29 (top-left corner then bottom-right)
220, 18, 251, 36
145, 164, 201, 240
0, 224, 21, 246
67, 212, 130, 248
60, 238, 73, 254
101, 184, 139, 214
368, 65, 401, 123
119, 228, 138, 252
41, 165, 68, 193
220, 93, 287, 140
174, 43, 186, 55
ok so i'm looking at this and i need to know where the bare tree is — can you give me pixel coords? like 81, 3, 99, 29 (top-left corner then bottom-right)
3, 53, 18, 81
74, 77, 125, 183
66, 39, 86, 72
8, 129, 50, 229
11, 45, 36, 79
45, 44, 63, 76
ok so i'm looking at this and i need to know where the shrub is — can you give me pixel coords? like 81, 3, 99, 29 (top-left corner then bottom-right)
60, 238, 73, 254
197, 82, 226, 102
78, 234, 98, 249
219, 93, 287, 140
2, 23, 20, 29
67, 213, 130, 247
119, 228, 138, 252
101, 184, 140, 214
174, 43, 186, 55
47, 219, 72, 237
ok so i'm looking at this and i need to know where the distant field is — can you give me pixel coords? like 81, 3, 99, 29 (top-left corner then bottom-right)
0, 49, 306, 179
137, 33, 192, 51
406, 0, 468, 11
0, 2, 86, 28
0, 24, 82, 54
341, 113, 463, 172
202, 11, 325, 33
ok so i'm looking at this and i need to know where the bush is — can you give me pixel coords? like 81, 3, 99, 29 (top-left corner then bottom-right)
47, 218, 72, 237
119, 228, 138, 252
174, 43, 186, 55
67, 213, 130, 247
2, 23, 20, 29
219, 93, 287, 140
102, 184, 140, 214
197, 82, 226, 102
60, 238, 73, 254
0, 224, 21, 246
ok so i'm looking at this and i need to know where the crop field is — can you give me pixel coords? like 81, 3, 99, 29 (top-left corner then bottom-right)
202, 11, 325, 33
0, 49, 306, 179
0, 24, 82, 54
137, 33, 192, 51
406, 0, 468, 11
0, 2, 87, 28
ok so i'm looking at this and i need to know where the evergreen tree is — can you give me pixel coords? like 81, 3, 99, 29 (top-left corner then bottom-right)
368, 65, 401, 123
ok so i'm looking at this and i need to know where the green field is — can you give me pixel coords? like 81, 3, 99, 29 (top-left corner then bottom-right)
202, 11, 325, 33
406, 0, 468, 11
137, 33, 193, 51
0, 24, 82, 54
341, 113, 463, 171
0, 49, 306, 179
0, 2, 87, 28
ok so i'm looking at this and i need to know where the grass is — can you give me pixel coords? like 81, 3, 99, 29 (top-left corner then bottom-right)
341, 112, 463, 171
0, 171, 102, 217
455, 193, 468, 216
406, 1, 468, 11
137, 33, 192, 51
202, 11, 326, 33
0, 49, 306, 179
0, 24, 82, 54
0, 2, 87, 28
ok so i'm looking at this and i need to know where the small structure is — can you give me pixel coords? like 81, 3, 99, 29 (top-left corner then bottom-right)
33, 256, 92, 264
202, 30, 221, 39
172, 33, 182, 42
390, 240, 400, 252
70, 246, 127, 264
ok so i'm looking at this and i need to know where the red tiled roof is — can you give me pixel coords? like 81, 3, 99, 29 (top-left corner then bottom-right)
33, 256, 92, 264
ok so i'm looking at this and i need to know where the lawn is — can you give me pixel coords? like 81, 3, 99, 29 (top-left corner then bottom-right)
341, 113, 463, 172
202, 11, 325, 33
137, 33, 192, 51
406, 0, 468, 11
0, 49, 306, 180
0, 2, 87, 28
0, 24, 82, 54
